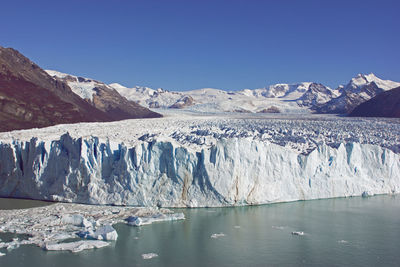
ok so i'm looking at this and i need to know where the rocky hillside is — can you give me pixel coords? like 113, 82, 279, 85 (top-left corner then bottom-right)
349, 86, 400, 118
0, 47, 114, 132
0, 46, 161, 132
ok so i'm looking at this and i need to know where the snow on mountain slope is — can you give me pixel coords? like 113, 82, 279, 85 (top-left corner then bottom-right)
349, 73, 400, 91
109, 83, 182, 108
111, 84, 313, 113
317, 73, 400, 114
0, 114, 399, 207
46, 70, 97, 101
46, 70, 161, 119
296, 83, 338, 108
249, 82, 312, 99
50, 71, 400, 115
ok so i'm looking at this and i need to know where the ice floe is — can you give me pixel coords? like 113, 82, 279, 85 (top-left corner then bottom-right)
44, 240, 109, 253
291, 231, 305, 236
126, 213, 185, 226
142, 253, 158, 259
211, 233, 225, 239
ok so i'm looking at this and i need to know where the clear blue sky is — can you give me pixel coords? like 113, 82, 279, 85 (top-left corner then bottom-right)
1, 0, 399, 91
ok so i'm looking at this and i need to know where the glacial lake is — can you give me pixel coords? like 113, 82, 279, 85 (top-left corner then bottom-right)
1, 195, 400, 266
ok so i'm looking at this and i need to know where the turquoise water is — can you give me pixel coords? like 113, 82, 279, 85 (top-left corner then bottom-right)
1, 195, 400, 266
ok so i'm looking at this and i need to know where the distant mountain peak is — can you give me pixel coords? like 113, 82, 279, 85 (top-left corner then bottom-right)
349, 73, 399, 91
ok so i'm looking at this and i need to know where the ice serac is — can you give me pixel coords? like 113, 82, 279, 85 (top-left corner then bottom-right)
0, 133, 399, 207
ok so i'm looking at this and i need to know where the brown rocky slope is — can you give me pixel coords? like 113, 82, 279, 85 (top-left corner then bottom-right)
349, 86, 400, 118
0, 46, 160, 132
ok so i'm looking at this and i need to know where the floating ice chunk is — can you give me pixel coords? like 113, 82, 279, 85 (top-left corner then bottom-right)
234, 225, 241, 229
0, 252, 5, 256
61, 214, 91, 228
211, 233, 225, 239
44, 240, 109, 253
49, 232, 75, 241
338, 240, 349, 244
142, 253, 158, 259
127, 213, 185, 226
362, 191, 374, 198
79, 225, 118, 241
291, 231, 305, 236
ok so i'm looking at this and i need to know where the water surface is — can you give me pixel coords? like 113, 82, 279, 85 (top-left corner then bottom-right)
1, 195, 399, 266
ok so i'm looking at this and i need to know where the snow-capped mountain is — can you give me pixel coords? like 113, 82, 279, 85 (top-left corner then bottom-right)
108, 83, 183, 109
296, 83, 339, 108
347, 73, 400, 91
49, 70, 400, 115
317, 73, 400, 114
110, 83, 316, 113
46, 70, 161, 120
244, 82, 312, 99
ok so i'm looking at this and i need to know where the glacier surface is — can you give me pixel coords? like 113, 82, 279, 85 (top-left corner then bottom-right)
0, 116, 400, 207
0, 115, 399, 207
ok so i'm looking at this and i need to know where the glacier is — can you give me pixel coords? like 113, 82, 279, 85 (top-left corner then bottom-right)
0, 119, 399, 207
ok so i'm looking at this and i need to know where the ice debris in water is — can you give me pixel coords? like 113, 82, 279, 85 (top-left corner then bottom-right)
338, 240, 349, 244
142, 253, 158, 259
291, 231, 305, 236
0, 203, 183, 253
211, 233, 225, 239
272, 226, 285, 230
126, 213, 185, 226
0, 252, 5, 257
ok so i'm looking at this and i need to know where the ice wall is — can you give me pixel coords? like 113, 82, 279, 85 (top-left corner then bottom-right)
0, 133, 399, 207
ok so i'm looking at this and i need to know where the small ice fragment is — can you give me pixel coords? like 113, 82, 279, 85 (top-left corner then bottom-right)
272, 226, 285, 230
291, 231, 305, 236
142, 253, 158, 259
127, 213, 184, 226
133, 237, 139, 240
211, 233, 225, 239
0, 252, 5, 257
338, 240, 349, 244
234, 226, 241, 229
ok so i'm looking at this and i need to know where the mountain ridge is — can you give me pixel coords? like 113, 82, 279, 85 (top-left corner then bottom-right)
0, 46, 161, 132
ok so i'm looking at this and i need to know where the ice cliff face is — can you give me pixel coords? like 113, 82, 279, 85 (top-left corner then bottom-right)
0, 133, 399, 207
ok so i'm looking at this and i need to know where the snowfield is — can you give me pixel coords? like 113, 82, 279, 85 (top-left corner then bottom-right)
0, 112, 399, 207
